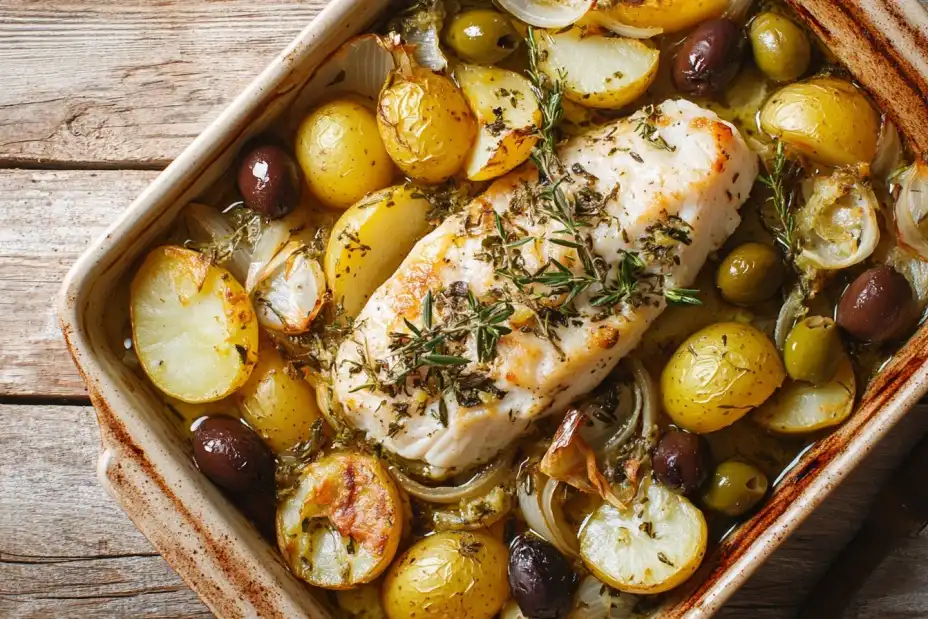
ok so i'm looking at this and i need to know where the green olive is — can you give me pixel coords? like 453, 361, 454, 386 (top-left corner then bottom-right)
716, 242, 785, 306
784, 316, 844, 385
701, 460, 768, 517
445, 10, 520, 65
749, 13, 812, 82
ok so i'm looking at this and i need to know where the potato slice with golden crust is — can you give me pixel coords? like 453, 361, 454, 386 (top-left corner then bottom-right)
454, 64, 541, 181
536, 28, 659, 109
580, 479, 707, 594
324, 185, 432, 316
276, 452, 403, 589
236, 340, 325, 453
130, 246, 259, 403
597, 0, 728, 34
752, 356, 856, 434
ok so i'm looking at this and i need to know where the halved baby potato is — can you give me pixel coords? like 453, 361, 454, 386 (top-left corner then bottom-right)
536, 29, 659, 109
382, 530, 509, 619
130, 246, 259, 403
752, 356, 856, 434
579, 479, 707, 594
236, 340, 326, 453
454, 64, 541, 181
276, 452, 403, 589
760, 77, 880, 167
324, 185, 432, 316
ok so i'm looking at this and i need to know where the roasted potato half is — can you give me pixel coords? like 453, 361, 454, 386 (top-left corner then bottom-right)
752, 356, 856, 434
580, 479, 707, 594
130, 246, 259, 403
324, 185, 432, 316
536, 28, 659, 109
594, 0, 728, 33
236, 340, 326, 453
276, 452, 403, 589
454, 64, 541, 181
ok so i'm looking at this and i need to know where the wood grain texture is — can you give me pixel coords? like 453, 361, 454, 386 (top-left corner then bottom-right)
0, 169, 157, 398
0, 1, 324, 168
0, 404, 209, 618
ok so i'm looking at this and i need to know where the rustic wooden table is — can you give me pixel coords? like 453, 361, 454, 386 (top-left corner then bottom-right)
1, 2, 927, 617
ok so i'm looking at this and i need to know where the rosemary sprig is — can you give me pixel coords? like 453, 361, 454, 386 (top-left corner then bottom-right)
525, 26, 564, 178
758, 140, 799, 258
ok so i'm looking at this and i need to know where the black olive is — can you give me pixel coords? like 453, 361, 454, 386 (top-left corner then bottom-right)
237, 142, 301, 219
508, 535, 578, 619
653, 430, 710, 495
837, 266, 918, 343
192, 416, 275, 493
673, 18, 745, 96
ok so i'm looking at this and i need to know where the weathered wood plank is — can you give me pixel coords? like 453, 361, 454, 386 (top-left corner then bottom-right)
1, 403, 925, 617
0, 169, 157, 397
0, 1, 324, 167
0, 404, 209, 618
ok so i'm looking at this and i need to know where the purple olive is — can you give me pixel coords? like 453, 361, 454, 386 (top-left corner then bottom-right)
508, 535, 578, 619
237, 143, 300, 218
673, 18, 746, 96
837, 266, 918, 343
192, 416, 275, 493
653, 430, 711, 495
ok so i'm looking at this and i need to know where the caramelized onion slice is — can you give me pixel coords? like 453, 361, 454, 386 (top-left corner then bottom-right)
387, 449, 514, 504
797, 170, 880, 271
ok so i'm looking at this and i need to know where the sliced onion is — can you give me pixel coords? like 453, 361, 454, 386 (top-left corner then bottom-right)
774, 286, 805, 350
873, 118, 905, 182
578, 382, 636, 452
895, 163, 928, 261
517, 470, 579, 558
540, 478, 581, 556
388, 449, 514, 504
497, 0, 594, 28
798, 171, 880, 271
291, 35, 395, 119
244, 219, 290, 292
585, 11, 664, 38
252, 241, 326, 334
577, 359, 655, 458
568, 575, 638, 619
183, 202, 250, 281
629, 359, 658, 450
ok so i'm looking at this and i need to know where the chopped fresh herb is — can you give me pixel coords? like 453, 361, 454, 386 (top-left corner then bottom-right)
635, 105, 676, 152
664, 287, 702, 305
657, 552, 675, 567
188, 204, 262, 265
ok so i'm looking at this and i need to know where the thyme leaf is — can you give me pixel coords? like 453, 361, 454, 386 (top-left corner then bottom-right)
634, 105, 676, 152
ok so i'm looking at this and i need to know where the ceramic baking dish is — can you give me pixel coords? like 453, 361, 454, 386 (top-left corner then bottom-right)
59, 1, 928, 617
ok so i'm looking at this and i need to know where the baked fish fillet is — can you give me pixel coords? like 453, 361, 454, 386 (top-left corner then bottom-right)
332, 99, 758, 476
